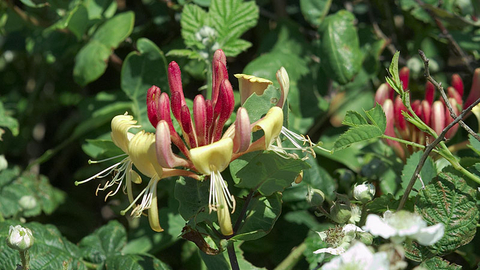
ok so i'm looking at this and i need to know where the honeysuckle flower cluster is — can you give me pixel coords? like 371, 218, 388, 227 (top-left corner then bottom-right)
363, 210, 445, 245
79, 49, 315, 235
375, 67, 480, 159
320, 242, 389, 270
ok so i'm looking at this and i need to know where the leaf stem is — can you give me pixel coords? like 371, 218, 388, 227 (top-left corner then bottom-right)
233, 191, 255, 233
227, 242, 240, 270
274, 242, 307, 270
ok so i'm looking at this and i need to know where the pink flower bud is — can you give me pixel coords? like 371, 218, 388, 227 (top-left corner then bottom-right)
432, 101, 446, 135
233, 107, 251, 153
194, 95, 207, 146
374, 83, 390, 105
213, 80, 235, 141
465, 68, 480, 109
383, 99, 404, 158
147, 85, 161, 127
212, 49, 228, 106
155, 120, 190, 168
445, 98, 460, 139
425, 81, 435, 105
205, 100, 214, 144
421, 100, 431, 126
168, 62, 186, 120
451, 74, 464, 96
181, 105, 197, 148
394, 96, 409, 140
412, 100, 422, 118
447, 86, 462, 106
400, 67, 410, 90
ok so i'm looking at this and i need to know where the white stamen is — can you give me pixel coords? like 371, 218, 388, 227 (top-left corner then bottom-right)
209, 171, 235, 213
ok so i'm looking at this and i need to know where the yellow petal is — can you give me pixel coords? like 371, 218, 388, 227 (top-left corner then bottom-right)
252, 106, 283, 149
235, 74, 273, 105
128, 131, 163, 178
111, 113, 140, 153
190, 138, 233, 175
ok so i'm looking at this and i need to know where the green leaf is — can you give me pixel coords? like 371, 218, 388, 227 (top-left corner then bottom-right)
365, 104, 387, 132
84, 0, 117, 20
181, 4, 209, 49
333, 125, 383, 151
398, 151, 436, 198
222, 38, 252, 57
82, 139, 124, 159
166, 49, 204, 61
242, 85, 281, 123
319, 10, 362, 85
232, 193, 282, 241
174, 177, 211, 224
78, 220, 127, 264
342, 111, 368, 127
199, 242, 265, 270
92, 11, 135, 49
300, 0, 331, 27
0, 221, 86, 270
73, 41, 111, 86
467, 134, 480, 156
19, 0, 47, 8
66, 4, 89, 40
234, 152, 310, 196
416, 169, 479, 256
367, 193, 415, 213
121, 38, 169, 132
209, 0, 259, 55
420, 257, 462, 270
105, 254, 172, 270
0, 101, 19, 137
0, 169, 66, 218
387, 51, 403, 94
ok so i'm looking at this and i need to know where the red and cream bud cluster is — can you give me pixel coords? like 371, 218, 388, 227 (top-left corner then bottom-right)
376, 67, 480, 159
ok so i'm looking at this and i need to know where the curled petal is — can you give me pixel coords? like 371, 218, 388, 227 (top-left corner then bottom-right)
190, 138, 233, 175
148, 181, 164, 232
400, 66, 410, 90
276, 67, 290, 107
432, 101, 446, 136
451, 73, 464, 96
425, 81, 435, 105
233, 107, 251, 153
465, 68, 480, 109
235, 74, 273, 105
147, 85, 161, 128
251, 106, 284, 150
155, 121, 190, 168
374, 83, 390, 105
128, 131, 164, 178
111, 113, 140, 153
194, 95, 207, 146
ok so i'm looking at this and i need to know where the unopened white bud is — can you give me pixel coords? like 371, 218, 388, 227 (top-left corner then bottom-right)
353, 182, 375, 203
19, 196, 37, 210
7, 225, 34, 251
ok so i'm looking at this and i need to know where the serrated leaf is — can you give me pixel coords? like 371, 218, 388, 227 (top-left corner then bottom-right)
92, 11, 135, 49
222, 38, 252, 57
333, 125, 383, 151
73, 41, 111, 86
121, 38, 169, 132
234, 152, 310, 196
319, 10, 362, 85
387, 51, 403, 94
420, 257, 462, 270
78, 220, 127, 264
232, 193, 282, 241
166, 49, 204, 60
342, 111, 368, 127
416, 170, 479, 256
0, 221, 86, 270
398, 151, 436, 198
181, 4, 209, 49
0, 101, 19, 137
300, 0, 331, 27
209, 0, 259, 54
365, 104, 386, 132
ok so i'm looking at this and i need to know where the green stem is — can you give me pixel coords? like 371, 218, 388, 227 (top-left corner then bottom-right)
81, 260, 99, 270
20, 250, 29, 270
358, 204, 368, 227
206, 61, 213, 100
380, 135, 439, 153
274, 242, 307, 270
227, 242, 239, 270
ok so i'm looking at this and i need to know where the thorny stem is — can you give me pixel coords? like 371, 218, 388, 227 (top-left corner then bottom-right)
227, 242, 240, 270
397, 97, 480, 211
274, 242, 307, 270
418, 50, 480, 142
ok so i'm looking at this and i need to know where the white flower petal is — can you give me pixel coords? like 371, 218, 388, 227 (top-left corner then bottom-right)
363, 214, 397, 239
314, 247, 346, 255
413, 223, 445, 246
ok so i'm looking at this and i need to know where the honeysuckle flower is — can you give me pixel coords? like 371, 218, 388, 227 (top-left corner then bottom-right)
320, 242, 389, 270
190, 138, 235, 235
7, 225, 34, 251
363, 210, 444, 245
353, 182, 376, 203
314, 224, 365, 255
375, 66, 467, 159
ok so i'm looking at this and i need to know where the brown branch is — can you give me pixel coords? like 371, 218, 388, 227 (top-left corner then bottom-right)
418, 50, 480, 142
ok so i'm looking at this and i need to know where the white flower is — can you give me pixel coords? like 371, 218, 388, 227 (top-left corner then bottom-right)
363, 210, 444, 245
314, 224, 365, 255
7, 225, 34, 251
321, 242, 389, 270
353, 182, 375, 203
